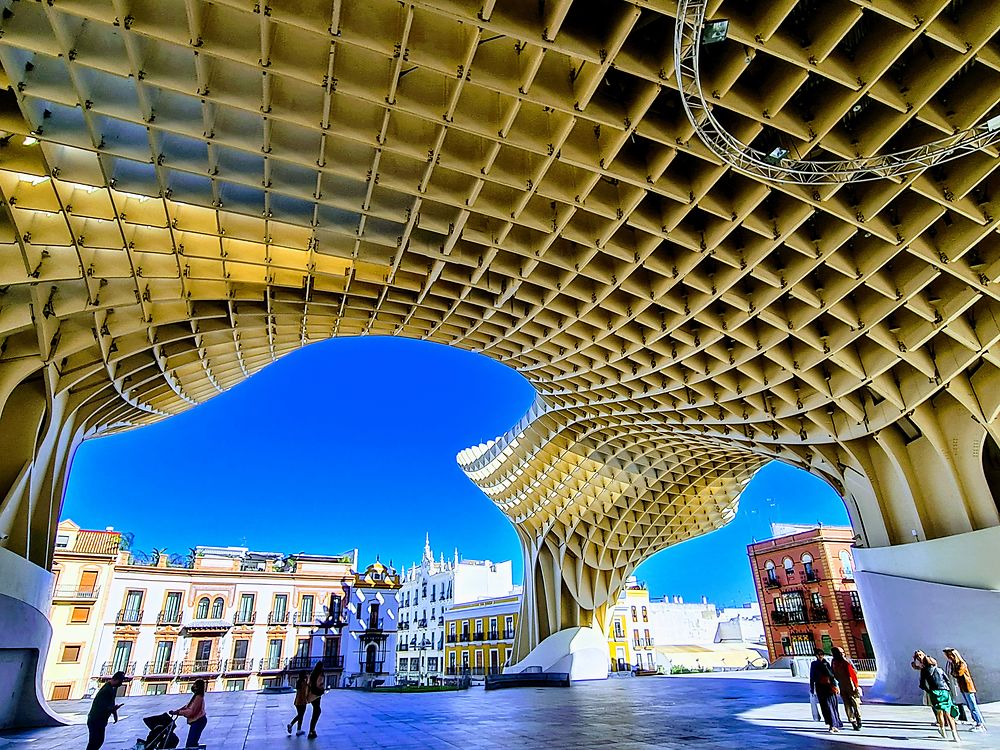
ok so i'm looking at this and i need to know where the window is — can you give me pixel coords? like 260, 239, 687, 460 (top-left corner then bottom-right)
211, 597, 225, 619
273, 594, 288, 622
783, 557, 794, 573
163, 592, 182, 623
70, 606, 90, 624
196, 597, 210, 619
55, 534, 70, 549
238, 594, 255, 622
153, 641, 173, 672
367, 602, 380, 629
504, 615, 514, 637
641, 606, 648, 622
449, 652, 456, 667
329, 594, 342, 622
811, 592, 823, 609
839, 550, 854, 579
300, 595, 314, 623
614, 619, 624, 639
145, 684, 167, 696
51, 684, 72, 700
296, 638, 309, 657
195, 640, 212, 664
232, 639, 249, 667
631, 605, 637, 621
79, 570, 99, 596
122, 590, 143, 620
225, 679, 246, 691
60, 645, 82, 663
112, 640, 133, 672
449, 622, 456, 636
787, 633, 815, 656
266, 639, 282, 669
764, 560, 778, 584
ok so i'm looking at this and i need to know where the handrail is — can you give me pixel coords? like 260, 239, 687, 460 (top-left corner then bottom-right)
674, 0, 1000, 184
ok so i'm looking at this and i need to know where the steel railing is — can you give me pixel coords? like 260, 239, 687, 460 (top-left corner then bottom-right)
178, 660, 222, 675
144, 660, 178, 676
100, 661, 136, 677
233, 611, 256, 625
268, 611, 289, 625
673, 0, 1000, 185
156, 610, 183, 626
116, 609, 143, 625
52, 586, 99, 600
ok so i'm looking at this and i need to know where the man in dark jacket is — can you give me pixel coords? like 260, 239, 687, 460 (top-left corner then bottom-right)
87, 671, 126, 750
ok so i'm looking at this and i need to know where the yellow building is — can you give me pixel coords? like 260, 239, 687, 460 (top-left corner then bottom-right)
443, 594, 519, 679
44, 521, 122, 701
607, 584, 656, 673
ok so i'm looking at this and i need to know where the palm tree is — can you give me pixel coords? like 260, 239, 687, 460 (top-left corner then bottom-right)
150, 548, 168, 566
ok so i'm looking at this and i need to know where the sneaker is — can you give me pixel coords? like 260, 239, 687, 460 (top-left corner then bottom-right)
829, 727, 839, 733
296, 731, 306, 737
970, 725, 986, 733
287, 723, 293, 736
307, 733, 317, 740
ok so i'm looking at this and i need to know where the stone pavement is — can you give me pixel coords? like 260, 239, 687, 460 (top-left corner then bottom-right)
2, 676, 997, 750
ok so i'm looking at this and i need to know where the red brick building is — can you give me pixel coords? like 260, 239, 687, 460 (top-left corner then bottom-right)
748, 524, 873, 664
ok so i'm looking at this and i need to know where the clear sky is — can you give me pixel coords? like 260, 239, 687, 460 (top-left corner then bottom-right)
63, 336, 849, 607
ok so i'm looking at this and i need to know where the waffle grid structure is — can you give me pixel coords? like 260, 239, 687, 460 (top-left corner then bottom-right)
0, 0, 998, 661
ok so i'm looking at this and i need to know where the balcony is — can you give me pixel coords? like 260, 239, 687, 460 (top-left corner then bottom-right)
285, 655, 344, 672
233, 611, 256, 626
116, 609, 143, 625
487, 630, 499, 640
765, 577, 782, 589
473, 631, 485, 641
771, 609, 808, 625
446, 634, 457, 644
143, 660, 178, 677
293, 611, 316, 626
156, 610, 183, 626
469, 666, 486, 676
178, 660, 222, 676
359, 658, 386, 673
417, 619, 428, 628
445, 666, 459, 676
259, 657, 284, 673
268, 611, 289, 626
100, 661, 136, 678
399, 622, 410, 630
52, 586, 100, 602
805, 571, 821, 583
809, 607, 829, 622
459, 633, 470, 642
223, 658, 253, 673
398, 642, 409, 651
438, 617, 444, 625
850, 604, 864, 620
502, 629, 515, 640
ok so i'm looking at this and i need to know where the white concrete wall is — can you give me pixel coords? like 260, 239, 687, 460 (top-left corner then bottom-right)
0, 547, 63, 728
854, 527, 1000, 704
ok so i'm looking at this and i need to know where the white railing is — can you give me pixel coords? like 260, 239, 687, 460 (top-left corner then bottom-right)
674, 0, 1000, 184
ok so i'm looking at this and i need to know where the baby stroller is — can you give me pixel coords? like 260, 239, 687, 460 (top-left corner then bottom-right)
135, 712, 180, 749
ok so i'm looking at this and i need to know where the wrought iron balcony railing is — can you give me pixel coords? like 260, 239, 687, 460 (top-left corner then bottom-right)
178, 660, 222, 675
156, 610, 183, 626
143, 660, 178, 676
268, 611, 289, 625
116, 609, 143, 625
53, 586, 100, 601
233, 611, 256, 625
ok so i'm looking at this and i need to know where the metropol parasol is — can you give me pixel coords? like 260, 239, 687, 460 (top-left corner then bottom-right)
0, 0, 998, 725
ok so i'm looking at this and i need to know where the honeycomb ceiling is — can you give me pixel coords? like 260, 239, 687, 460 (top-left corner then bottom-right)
1, 0, 998, 568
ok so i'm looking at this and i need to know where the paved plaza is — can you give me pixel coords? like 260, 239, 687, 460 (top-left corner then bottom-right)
4, 674, 998, 750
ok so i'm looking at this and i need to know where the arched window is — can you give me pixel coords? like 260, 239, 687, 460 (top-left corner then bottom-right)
839, 550, 854, 579
630, 605, 637, 621
782, 557, 794, 572
764, 560, 778, 585
211, 597, 224, 619
330, 594, 342, 622
801, 553, 816, 581
196, 597, 209, 619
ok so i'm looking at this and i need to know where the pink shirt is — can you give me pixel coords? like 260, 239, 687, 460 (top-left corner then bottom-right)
175, 694, 206, 724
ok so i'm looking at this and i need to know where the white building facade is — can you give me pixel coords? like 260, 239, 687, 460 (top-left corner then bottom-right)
338, 560, 401, 688
396, 536, 513, 684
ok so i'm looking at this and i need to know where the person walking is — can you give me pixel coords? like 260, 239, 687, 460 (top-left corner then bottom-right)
919, 655, 961, 742
944, 649, 987, 733
287, 671, 309, 736
831, 647, 862, 730
809, 648, 844, 733
170, 678, 208, 748
86, 671, 126, 750
305, 661, 326, 739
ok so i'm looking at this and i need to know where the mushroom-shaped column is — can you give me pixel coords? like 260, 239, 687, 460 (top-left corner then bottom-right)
458, 398, 766, 673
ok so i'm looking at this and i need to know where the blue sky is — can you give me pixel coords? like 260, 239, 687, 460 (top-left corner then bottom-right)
63, 337, 849, 607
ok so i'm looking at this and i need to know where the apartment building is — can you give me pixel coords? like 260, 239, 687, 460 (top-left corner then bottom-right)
43, 520, 374, 699
748, 524, 873, 664
396, 535, 513, 685
442, 593, 520, 679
